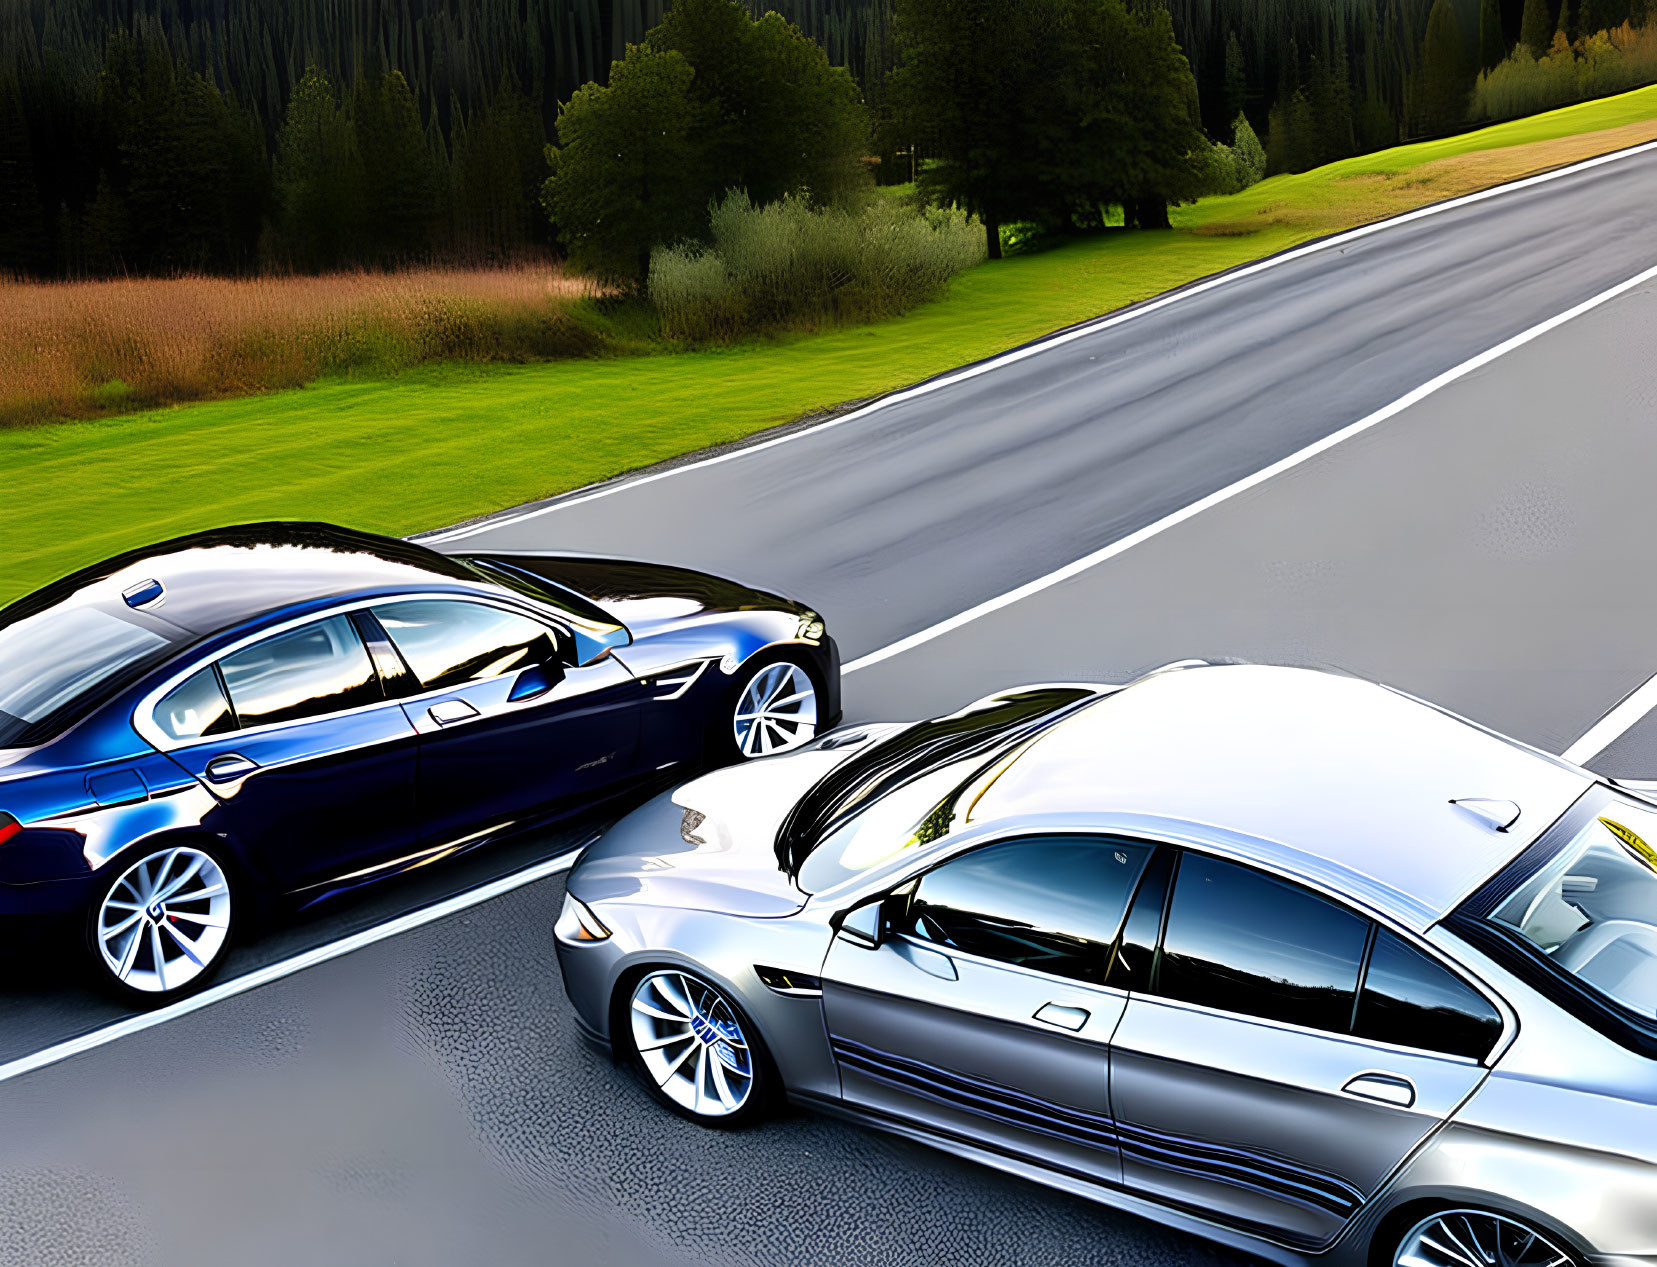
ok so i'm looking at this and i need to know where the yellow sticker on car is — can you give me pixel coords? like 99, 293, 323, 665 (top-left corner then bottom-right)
1600, 817, 1657, 872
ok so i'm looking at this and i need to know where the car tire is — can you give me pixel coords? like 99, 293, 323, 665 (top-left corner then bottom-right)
85, 840, 238, 1008
1387, 1207, 1581, 1267
622, 967, 776, 1128
716, 653, 820, 763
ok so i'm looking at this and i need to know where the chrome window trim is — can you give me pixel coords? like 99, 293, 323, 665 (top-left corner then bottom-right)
821, 820, 1517, 1064
890, 930, 1132, 1001
1120, 988, 1486, 1070
133, 590, 575, 753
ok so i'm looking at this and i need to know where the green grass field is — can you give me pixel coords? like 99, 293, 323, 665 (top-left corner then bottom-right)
8, 84, 1657, 603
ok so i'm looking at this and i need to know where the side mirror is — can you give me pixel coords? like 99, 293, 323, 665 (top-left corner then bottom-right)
508, 659, 566, 702
834, 896, 886, 950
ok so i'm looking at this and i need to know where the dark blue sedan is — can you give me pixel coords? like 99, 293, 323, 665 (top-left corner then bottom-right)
0, 522, 839, 1004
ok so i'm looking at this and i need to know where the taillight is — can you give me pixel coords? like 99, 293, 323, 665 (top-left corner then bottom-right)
0, 814, 20, 847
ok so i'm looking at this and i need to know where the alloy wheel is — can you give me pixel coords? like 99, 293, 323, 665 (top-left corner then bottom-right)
733, 661, 817, 758
629, 970, 755, 1118
1395, 1209, 1578, 1267
95, 846, 232, 995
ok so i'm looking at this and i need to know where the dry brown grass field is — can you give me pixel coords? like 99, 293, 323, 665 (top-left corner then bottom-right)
0, 263, 611, 426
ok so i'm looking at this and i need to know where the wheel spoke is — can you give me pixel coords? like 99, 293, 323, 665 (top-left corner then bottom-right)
654, 1037, 697, 1087
103, 910, 143, 940
168, 909, 229, 930
709, 1049, 738, 1109
154, 854, 207, 903
161, 920, 205, 967
636, 1029, 694, 1053
149, 922, 167, 993
114, 925, 143, 981
652, 974, 694, 1018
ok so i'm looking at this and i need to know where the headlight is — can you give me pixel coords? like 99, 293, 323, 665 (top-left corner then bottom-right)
797, 615, 825, 643
555, 892, 611, 942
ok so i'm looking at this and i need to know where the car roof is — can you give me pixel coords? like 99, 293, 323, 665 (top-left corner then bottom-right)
969, 664, 1594, 929
3, 522, 480, 637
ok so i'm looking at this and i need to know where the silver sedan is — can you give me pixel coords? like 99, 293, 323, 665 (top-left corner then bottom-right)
555, 662, 1657, 1267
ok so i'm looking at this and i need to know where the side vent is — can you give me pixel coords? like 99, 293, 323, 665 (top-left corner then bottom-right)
755, 966, 822, 997
650, 660, 712, 701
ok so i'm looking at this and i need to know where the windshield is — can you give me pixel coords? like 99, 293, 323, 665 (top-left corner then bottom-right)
777, 685, 1099, 880
0, 604, 178, 748
1492, 799, 1657, 1017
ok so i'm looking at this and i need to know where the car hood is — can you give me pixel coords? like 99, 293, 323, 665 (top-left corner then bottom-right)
569, 725, 905, 918
463, 553, 812, 632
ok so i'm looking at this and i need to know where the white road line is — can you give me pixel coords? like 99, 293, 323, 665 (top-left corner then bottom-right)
844, 260, 1657, 674
0, 847, 584, 1087
421, 138, 1657, 546
1563, 670, 1657, 764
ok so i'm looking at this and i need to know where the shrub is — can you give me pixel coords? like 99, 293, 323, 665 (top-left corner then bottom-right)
1204, 114, 1270, 195
648, 191, 985, 342
1231, 115, 1269, 187
1472, 22, 1657, 121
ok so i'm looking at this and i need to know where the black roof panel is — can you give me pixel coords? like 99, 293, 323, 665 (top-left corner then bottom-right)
2, 522, 480, 637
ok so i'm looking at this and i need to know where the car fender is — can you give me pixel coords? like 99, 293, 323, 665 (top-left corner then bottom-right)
582, 900, 844, 1101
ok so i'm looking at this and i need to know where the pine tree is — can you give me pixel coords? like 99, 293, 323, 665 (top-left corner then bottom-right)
1557, 0, 1578, 40
1580, 0, 1631, 34
1479, 0, 1507, 69
453, 76, 546, 258
353, 69, 441, 263
0, 69, 48, 274
1416, 0, 1473, 133
1520, 0, 1556, 51
1223, 30, 1247, 121
273, 66, 366, 269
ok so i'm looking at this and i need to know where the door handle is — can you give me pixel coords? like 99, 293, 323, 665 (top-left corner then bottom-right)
204, 753, 258, 783
428, 699, 481, 727
1342, 1071, 1416, 1108
1033, 1002, 1090, 1032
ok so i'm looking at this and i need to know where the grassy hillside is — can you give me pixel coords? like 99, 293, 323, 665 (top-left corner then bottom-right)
6, 84, 1657, 604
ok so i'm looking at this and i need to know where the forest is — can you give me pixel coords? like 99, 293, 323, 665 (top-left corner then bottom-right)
1, 0, 1653, 277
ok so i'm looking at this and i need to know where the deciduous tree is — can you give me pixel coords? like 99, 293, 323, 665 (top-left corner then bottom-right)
543, 46, 709, 283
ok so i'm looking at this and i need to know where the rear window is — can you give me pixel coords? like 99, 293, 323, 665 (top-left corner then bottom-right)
0, 605, 177, 748
1491, 805, 1657, 1018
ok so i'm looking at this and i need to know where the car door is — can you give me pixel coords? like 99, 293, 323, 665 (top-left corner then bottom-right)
368, 598, 643, 847
1107, 850, 1504, 1251
154, 612, 421, 891
820, 834, 1160, 1186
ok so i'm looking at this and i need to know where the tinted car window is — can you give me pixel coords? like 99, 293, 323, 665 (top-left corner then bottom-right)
219, 615, 380, 729
1158, 854, 1369, 1033
155, 667, 236, 741
896, 836, 1155, 984
0, 605, 176, 748
372, 600, 561, 692
1356, 929, 1502, 1060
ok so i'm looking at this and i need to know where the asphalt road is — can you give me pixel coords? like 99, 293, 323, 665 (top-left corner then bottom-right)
6, 146, 1657, 1267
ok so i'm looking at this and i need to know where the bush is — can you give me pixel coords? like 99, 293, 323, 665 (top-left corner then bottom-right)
649, 191, 985, 342
1204, 114, 1269, 194
1472, 23, 1657, 121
